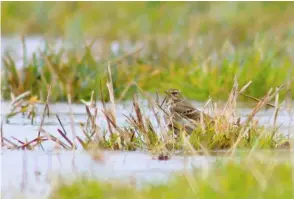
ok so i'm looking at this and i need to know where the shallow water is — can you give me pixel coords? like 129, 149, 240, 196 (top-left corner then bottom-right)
1, 100, 294, 198
2, 150, 217, 199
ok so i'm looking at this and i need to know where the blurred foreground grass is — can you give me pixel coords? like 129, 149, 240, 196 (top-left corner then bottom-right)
51, 153, 294, 199
1, 2, 294, 101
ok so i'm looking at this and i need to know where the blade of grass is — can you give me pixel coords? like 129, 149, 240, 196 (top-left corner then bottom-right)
57, 129, 74, 148
11, 91, 31, 106
11, 136, 25, 145
240, 93, 275, 108
1, 120, 4, 147
56, 114, 68, 136
67, 92, 77, 149
2, 137, 20, 148
76, 136, 87, 149
38, 85, 51, 138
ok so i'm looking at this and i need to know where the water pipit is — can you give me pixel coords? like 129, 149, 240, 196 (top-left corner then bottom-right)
164, 88, 213, 134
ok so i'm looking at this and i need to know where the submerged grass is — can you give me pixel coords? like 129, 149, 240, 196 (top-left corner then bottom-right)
51, 153, 294, 199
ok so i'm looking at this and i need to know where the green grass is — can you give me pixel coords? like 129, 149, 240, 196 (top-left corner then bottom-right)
1, 37, 293, 102
51, 153, 294, 199
1, 2, 293, 40
1, 2, 294, 102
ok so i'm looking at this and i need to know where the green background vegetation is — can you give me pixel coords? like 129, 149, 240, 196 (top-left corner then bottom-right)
51, 154, 294, 199
1, 2, 294, 101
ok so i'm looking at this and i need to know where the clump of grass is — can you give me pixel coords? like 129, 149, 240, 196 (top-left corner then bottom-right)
2, 77, 292, 153
50, 153, 294, 199
5, 91, 40, 125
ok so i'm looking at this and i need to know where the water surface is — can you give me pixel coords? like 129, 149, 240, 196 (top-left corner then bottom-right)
1, 101, 294, 198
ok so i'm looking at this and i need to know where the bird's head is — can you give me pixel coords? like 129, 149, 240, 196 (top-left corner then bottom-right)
164, 88, 183, 101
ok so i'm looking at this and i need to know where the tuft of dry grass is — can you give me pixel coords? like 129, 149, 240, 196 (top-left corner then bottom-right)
2, 76, 292, 154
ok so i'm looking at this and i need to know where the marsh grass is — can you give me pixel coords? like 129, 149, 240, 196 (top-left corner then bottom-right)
2, 2, 294, 40
2, 2, 294, 102
2, 36, 293, 102
2, 75, 292, 153
50, 152, 294, 199
4, 91, 40, 125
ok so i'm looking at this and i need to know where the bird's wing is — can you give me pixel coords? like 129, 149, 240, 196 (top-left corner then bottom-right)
172, 100, 200, 116
173, 100, 213, 121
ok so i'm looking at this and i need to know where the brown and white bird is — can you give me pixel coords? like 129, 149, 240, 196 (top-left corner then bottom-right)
164, 88, 213, 134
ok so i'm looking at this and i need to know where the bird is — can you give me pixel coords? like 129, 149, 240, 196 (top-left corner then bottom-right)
164, 88, 213, 134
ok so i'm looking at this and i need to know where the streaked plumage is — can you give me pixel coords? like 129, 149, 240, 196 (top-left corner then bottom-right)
164, 88, 213, 134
